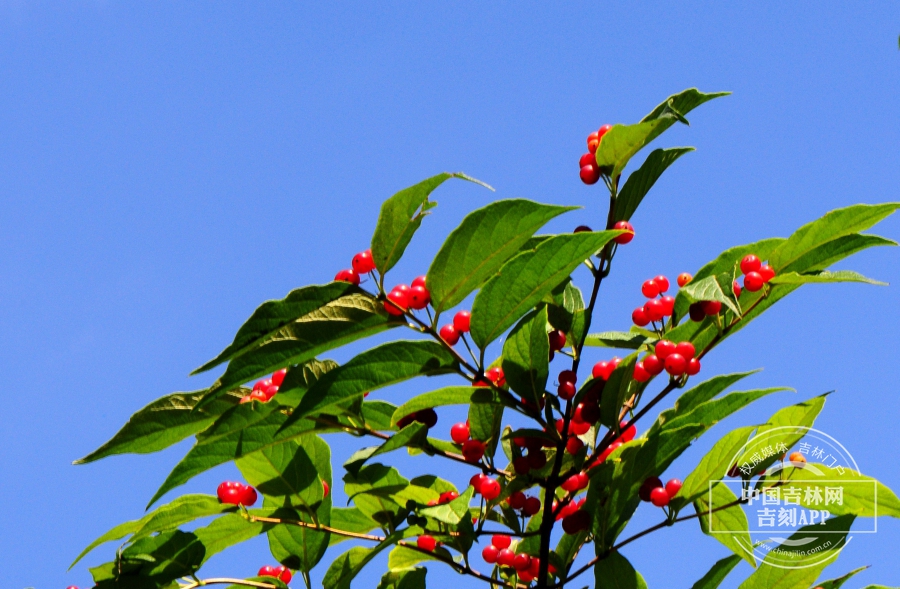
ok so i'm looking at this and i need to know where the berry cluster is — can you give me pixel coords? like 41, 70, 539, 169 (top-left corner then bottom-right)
481, 535, 553, 583
427, 489, 460, 507
738, 253, 776, 292
554, 498, 590, 534
258, 565, 293, 584
631, 275, 676, 328
511, 436, 549, 475
216, 481, 258, 506
440, 310, 470, 345
470, 473, 501, 501
639, 477, 682, 508
334, 248, 377, 286
384, 275, 431, 316
505, 490, 542, 517
633, 339, 700, 382
239, 368, 287, 404
396, 408, 438, 429
578, 124, 613, 184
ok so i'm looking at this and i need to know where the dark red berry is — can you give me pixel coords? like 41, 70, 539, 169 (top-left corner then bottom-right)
335, 268, 360, 286
701, 300, 722, 315
639, 477, 663, 502
523, 496, 542, 516
612, 221, 634, 244
571, 420, 590, 436
439, 324, 460, 345
548, 329, 567, 351
557, 381, 576, 400
508, 491, 526, 510
513, 456, 531, 475
450, 422, 470, 444
740, 254, 761, 275
415, 408, 437, 428
352, 249, 376, 274
562, 510, 590, 534
527, 451, 547, 469
566, 436, 585, 455
744, 271, 764, 292
462, 439, 486, 463
417, 535, 437, 552
513, 553, 531, 571
470, 473, 488, 492
561, 474, 582, 492
580, 164, 601, 185
689, 302, 707, 322
453, 310, 471, 332
558, 370, 577, 384
574, 225, 592, 233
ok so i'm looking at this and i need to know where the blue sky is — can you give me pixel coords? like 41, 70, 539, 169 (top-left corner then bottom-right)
1, 3, 898, 588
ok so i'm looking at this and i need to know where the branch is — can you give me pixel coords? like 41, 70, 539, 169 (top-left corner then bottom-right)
179, 579, 280, 589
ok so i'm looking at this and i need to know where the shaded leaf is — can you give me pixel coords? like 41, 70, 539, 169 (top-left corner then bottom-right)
615, 147, 694, 222
769, 270, 886, 286
695, 482, 755, 567
584, 331, 650, 350
593, 551, 648, 589
690, 554, 742, 589
502, 306, 550, 406
391, 386, 487, 426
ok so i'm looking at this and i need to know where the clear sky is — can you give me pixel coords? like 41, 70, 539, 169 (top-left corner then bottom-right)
1, 3, 898, 588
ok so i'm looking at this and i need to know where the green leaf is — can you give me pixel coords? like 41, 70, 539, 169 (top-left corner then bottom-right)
614, 147, 694, 222
470, 231, 621, 347
372, 173, 491, 277
689, 554, 742, 589
329, 508, 379, 546
736, 515, 856, 588
281, 340, 458, 431
194, 283, 373, 374
193, 513, 267, 563
71, 519, 143, 569
650, 371, 758, 435
681, 273, 741, 316
468, 392, 504, 458
781, 233, 896, 275
343, 464, 416, 522
673, 426, 757, 511
502, 306, 550, 406
516, 509, 544, 556
811, 565, 869, 589
769, 203, 900, 270
426, 199, 576, 313
119, 529, 205, 582
596, 88, 728, 177
205, 292, 397, 400
323, 535, 400, 589
74, 390, 241, 464
695, 482, 755, 567
769, 270, 887, 286
377, 567, 427, 589
735, 396, 827, 476
593, 551, 648, 589
599, 353, 641, 428
662, 388, 790, 433
226, 578, 288, 589
418, 487, 474, 525
236, 435, 326, 506
584, 331, 650, 350
387, 545, 449, 571
391, 386, 485, 426
546, 280, 586, 347
344, 423, 429, 473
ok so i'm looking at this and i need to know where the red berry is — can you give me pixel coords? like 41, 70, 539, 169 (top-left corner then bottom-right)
352, 249, 376, 274
481, 478, 501, 500
409, 285, 431, 309
644, 299, 665, 322
439, 490, 459, 504
580, 164, 601, 185
439, 324, 460, 345
633, 361, 650, 382
689, 302, 707, 322
496, 548, 516, 567
612, 221, 634, 244
740, 254, 761, 275
597, 124, 613, 140
469, 473, 488, 493
519, 570, 534, 583
641, 279, 660, 298
276, 566, 292, 584
557, 381, 576, 400
217, 481, 243, 503
677, 272, 692, 287
650, 486, 670, 507
638, 477, 663, 502
619, 420, 636, 442
664, 353, 687, 376
253, 379, 266, 391
597, 440, 622, 463
566, 436, 585, 455
482, 545, 499, 563
592, 360, 613, 381
642, 354, 664, 375
561, 474, 581, 492
573, 402, 597, 425
686, 357, 701, 376
523, 496, 542, 516
574, 225, 592, 233
263, 385, 279, 400
271, 369, 287, 387
417, 535, 437, 552
587, 132, 600, 154
527, 451, 547, 469
508, 491, 527, 510
674, 341, 695, 359
558, 370, 577, 384
492, 534, 512, 549
654, 339, 676, 360
579, 153, 595, 168
323, 480, 330, 497
462, 439, 486, 463
660, 295, 675, 316
744, 271, 764, 292
548, 329, 567, 351
249, 389, 268, 402
258, 565, 278, 578
450, 422, 470, 444
562, 510, 590, 534
571, 419, 590, 436
239, 394, 253, 404
759, 264, 775, 282
453, 310, 471, 332
513, 553, 531, 571
733, 280, 742, 297
384, 289, 408, 315
654, 275, 670, 293
701, 300, 722, 316
575, 472, 589, 490
665, 478, 682, 498
513, 456, 531, 475
486, 366, 506, 387
632, 306, 650, 327
335, 268, 360, 286
411, 275, 427, 288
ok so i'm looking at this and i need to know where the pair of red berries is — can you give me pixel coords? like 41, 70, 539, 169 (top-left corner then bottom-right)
639, 477, 682, 507
591, 356, 622, 381
396, 408, 438, 429
384, 275, 431, 316
470, 473, 502, 500
739, 254, 776, 292
633, 339, 700, 382
560, 471, 589, 493
632, 275, 677, 327
334, 248, 378, 286
473, 366, 505, 388
506, 491, 542, 516
216, 481, 258, 506
512, 448, 548, 475
554, 498, 590, 534
589, 420, 636, 467
427, 490, 460, 507
556, 369, 578, 400
439, 310, 471, 345
239, 368, 287, 404
578, 124, 614, 184
258, 565, 292, 584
